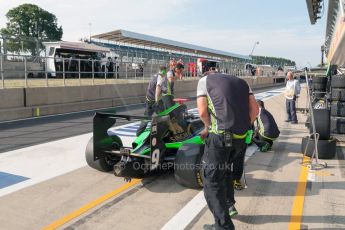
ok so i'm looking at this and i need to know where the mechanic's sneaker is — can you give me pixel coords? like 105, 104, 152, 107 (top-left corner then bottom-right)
203, 224, 216, 230
284, 119, 291, 122
233, 180, 244, 190
260, 142, 271, 152
229, 205, 238, 218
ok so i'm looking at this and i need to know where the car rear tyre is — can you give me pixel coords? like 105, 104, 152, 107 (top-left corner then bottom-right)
85, 137, 119, 172
301, 136, 336, 159
174, 144, 204, 189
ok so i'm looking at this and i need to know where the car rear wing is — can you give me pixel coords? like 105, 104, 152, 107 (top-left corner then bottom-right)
95, 112, 148, 121
93, 112, 148, 161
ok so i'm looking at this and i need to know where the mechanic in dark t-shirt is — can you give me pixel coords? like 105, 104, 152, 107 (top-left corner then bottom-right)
136, 66, 169, 136
197, 72, 259, 230
144, 66, 169, 118
167, 63, 184, 95
253, 100, 280, 152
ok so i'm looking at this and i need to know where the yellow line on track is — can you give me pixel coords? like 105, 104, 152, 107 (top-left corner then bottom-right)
288, 156, 309, 230
42, 179, 142, 230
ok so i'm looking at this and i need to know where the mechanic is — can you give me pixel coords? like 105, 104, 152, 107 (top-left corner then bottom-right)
169, 58, 177, 70
146, 65, 174, 115
136, 66, 170, 136
197, 72, 259, 230
252, 100, 280, 152
284, 71, 301, 124
231, 147, 247, 191
167, 63, 184, 95
200, 67, 247, 191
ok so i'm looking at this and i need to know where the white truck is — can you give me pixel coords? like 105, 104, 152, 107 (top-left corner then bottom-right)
43, 41, 110, 77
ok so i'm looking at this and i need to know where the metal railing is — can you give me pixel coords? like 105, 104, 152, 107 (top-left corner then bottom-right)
0, 53, 263, 89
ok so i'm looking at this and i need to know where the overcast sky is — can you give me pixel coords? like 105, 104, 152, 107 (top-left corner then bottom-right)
0, 0, 327, 67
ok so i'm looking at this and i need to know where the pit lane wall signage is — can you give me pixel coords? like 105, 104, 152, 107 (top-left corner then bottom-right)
327, 15, 345, 65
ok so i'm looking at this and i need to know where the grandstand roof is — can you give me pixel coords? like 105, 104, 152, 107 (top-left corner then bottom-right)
325, 0, 339, 54
43, 41, 110, 53
92, 29, 251, 60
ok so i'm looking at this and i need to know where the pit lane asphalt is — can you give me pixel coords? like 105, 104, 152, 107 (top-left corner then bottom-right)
0, 85, 282, 154
0, 84, 345, 230
3, 84, 343, 230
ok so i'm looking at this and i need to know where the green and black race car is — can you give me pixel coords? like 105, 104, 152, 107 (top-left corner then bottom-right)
85, 98, 205, 188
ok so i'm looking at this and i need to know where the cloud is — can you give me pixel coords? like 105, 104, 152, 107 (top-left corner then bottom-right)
136, 25, 324, 67
0, 0, 196, 39
0, 0, 325, 67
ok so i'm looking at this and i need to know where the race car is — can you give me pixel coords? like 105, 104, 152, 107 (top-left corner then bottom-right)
85, 99, 205, 189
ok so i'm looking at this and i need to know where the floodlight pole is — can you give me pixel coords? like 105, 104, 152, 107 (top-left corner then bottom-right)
88, 23, 92, 42
250, 41, 259, 56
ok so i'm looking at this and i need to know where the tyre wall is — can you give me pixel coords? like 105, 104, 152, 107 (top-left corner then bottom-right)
330, 75, 345, 134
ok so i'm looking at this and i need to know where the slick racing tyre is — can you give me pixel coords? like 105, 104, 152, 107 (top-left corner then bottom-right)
310, 109, 330, 140
331, 116, 345, 134
331, 88, 345, 102
313, 92, 326, 99
301, 136, 336, 159
312, 83, 326, 91
313, 75, 328, 84
174, 144, 204, 189
331, 75, 345, 88
85, 137, 120, 172
331, 102, 345, 117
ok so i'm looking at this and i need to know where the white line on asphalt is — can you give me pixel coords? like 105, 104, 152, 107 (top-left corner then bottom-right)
0, 133, 92, 197
0, 87, 285, 198
160, 89, 284, 230
161, 146, 258, 230
245, 145, 258, 159
161, 191, 206, 230
0, 122, 137, 197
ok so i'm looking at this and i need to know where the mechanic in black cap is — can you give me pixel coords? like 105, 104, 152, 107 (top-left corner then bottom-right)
197, 71, 259, 230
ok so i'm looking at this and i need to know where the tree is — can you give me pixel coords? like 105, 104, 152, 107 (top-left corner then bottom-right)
0, 4, 63, 56
251, 55, 296, 67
